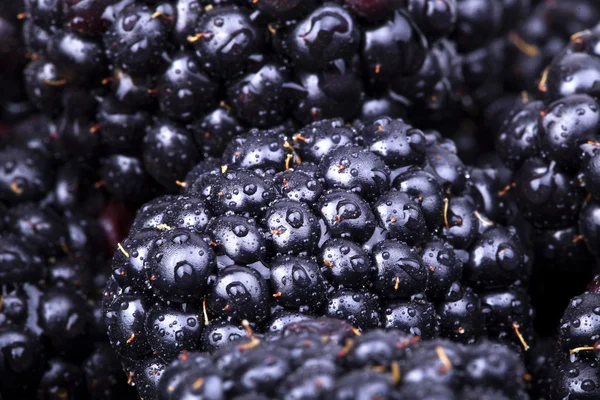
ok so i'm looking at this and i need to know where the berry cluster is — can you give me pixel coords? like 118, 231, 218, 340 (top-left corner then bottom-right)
154, 318, 530, 400
104, 117, 534, 398
16, 0, 532, 205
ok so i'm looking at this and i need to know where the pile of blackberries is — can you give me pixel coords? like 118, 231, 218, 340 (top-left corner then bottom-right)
3, 0, 600, 399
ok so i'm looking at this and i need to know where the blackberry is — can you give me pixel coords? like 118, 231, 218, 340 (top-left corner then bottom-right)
106, 116, 534, 399
155, 318, 530, 400
494, 24, 600, 334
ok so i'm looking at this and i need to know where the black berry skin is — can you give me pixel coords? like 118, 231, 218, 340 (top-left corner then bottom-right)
200, 320, 248, 352
437, 285, 484, 344
46, 30, 106, 86
23, 59, 65, 116
37, 359, 87, 400
207, 265, 270, 324
441, 195, 480, 250
165, 195, 213, 233
319, 145, 391, 201
514, 157, 584, 229
206, 214, 267, 265
105, 69, 155, 111
546, 52, 600, 101
540, 94, 600, 169
0, 236, 44, 283
131, 355, 166, 400
402, 0, 457, 40
361, 9, 428, 85
558, 292, 600, 353
190, 107, 246, 160
326, 290, 381, 329
319, 237, 373, 288
278, 3, 359, 69
158, 318, 531, 398
269, 255, 327, 310
144, 303, 204, 361
393, 168, 444, 230
359, 117, 427, 168
268, 311, 315, 333
383, 299, 439, 339
464, 226, 528, 291
287, 68, 363, 126
0, 148, 53, 205
147, 228, 216, 303
82, 344, 134, 400
0, 328, 45, 396
273, 167, 324, 205
101, 154, 159, 204
318, 189, 377, 243
103, 4, 171, 74
38, 287, 93, 356
481, 286, 534, 346
130, 195, 177, 232
494, 26, 600, 350
579, 200, 600, 256
189, 6, 264, 78
173, 0, 204, 45
424, 139, 467, 194
157, 52, 218, 122
293, 118, 356, 163
263, 199, 320, 256
111, 228, 151, 287
207, 169, 277, 218
105, 292, 152, 361
372, 239, 428, 299
495, 100, 544, 168
374, 190, 429, 244
227, 62, 291, 128
96, 96, 151, 153
222, 129, 289, 172
553, 357, 600, 399
421, 239, 463, 302
5, 203, 67, 256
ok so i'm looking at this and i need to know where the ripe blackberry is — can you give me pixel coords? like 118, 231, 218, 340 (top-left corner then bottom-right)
106, 116, 534, 399
494, 24, 600, 334
154, 318, 529, 400
0, 112, 135, 399
505, 0, 600, 93
16, 0, 530, 201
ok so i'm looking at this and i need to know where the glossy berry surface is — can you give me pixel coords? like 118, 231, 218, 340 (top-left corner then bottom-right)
154, 318, 530, 400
